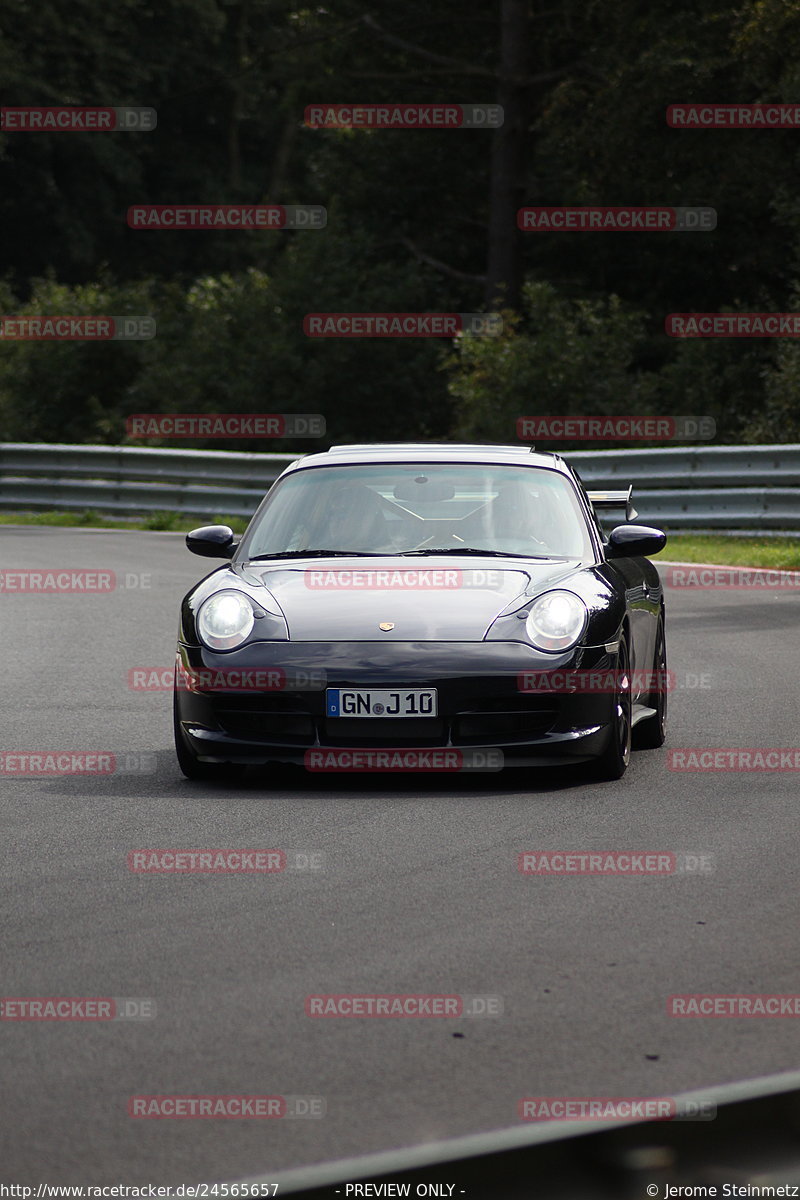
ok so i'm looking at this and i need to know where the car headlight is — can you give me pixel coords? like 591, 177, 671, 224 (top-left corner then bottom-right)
197, 591, 255, 650
526, 590, 587, 652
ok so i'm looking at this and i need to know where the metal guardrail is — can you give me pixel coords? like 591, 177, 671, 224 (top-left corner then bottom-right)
0, 443, 296, 519
228, 1068, 800, 1198
1, 441, 799, 528
568, 443, 800, 529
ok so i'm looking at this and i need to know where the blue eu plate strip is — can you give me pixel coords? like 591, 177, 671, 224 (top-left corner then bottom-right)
326, 689, 340, 716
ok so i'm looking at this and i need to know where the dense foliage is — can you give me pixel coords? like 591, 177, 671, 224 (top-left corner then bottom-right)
1, 1, 799, 449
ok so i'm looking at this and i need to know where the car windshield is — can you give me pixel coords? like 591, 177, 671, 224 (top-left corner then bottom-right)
239, 462, 594, 559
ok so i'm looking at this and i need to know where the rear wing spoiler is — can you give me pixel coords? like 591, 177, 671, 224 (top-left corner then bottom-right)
587, 486, 638, 523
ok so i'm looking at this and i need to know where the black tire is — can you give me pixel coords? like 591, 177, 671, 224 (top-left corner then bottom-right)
588, 634, 632, 781
173, 684, 245, 781
632, 614, 667, 750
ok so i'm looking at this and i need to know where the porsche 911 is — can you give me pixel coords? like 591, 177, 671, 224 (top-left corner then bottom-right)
173, 443, 667, 781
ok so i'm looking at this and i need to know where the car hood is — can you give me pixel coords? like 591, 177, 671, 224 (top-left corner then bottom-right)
238, 555, 584, 642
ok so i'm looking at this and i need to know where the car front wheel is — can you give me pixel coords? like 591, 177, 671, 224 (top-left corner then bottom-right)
589, 634, 632, 782
632, 614, 667, 750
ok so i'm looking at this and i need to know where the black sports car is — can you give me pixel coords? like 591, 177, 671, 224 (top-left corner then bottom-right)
173, 443, 667, 781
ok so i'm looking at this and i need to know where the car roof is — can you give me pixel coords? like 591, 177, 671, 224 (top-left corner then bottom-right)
282, 443, 569, 474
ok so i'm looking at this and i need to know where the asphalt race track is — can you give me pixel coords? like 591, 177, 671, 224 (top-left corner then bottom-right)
2, 526, 798, 1184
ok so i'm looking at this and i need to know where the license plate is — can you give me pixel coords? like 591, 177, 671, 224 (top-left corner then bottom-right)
326, 688, 438, 718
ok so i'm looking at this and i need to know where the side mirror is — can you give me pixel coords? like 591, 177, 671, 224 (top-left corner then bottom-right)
605, 524, 666, 559
185, 525, 238, 558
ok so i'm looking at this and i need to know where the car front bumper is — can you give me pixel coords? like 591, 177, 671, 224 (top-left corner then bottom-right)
174, 640, 621, 769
